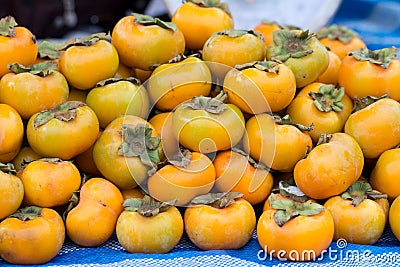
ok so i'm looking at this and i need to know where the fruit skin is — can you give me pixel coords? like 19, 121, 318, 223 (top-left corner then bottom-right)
294, 133, 364, 200
266, 29, 329, 88
389, 195, 400, 241
147, 152, 216, 206
324, 195, 387, 245
370, 148, 400, 201
172, 97, 245, 154
286, 82, 353, 144
316, 50, 341, 84
147, 56, 212, 111
213, 149, 274, 205
344, 97, 400, 159
86, 79, 150, 128
223, 61, 296, 114
59, 39, 119, 90
116, 205, 183, 254
184, 198, 256, 250
92, 115, 160, 189
0, 207, 65, 265
257, 207, 334, 261
111, 15, 185, 70
0, 166, 24, 220
338, 49, 400, 101
26, 102, 100, 160
0, 16, 38, 78
0, 104, 24, 163
243, 113, 313, 173
171, 1, 233, 50
18, 159, 81, 208
202, 30, 266, 69
0, 69, 69, 120
65, 178, 124, 247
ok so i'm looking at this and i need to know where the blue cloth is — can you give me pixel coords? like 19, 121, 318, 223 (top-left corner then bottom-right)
1, 0, 400, 266
329, 0, 400, 53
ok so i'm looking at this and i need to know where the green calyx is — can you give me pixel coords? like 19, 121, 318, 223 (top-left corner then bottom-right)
123, 195, 176, 216
350, 47, 398, 69
215, 29, 264, 42
309, 84, 345, 112
0, 16, 17, 37
316, 24, 358, 43
59, 32, 111, 50
0, 162, 17, 175
183, 91, 227, 114
235, 60, 279, 74
269, 29, 315, 62
341, 180, 387, 207
231, 147, 271, 171
167, 147, 192, 168
8, 61, 58, 77
189, 192, 243, 209
33, 101, 86, 129
118, 124, 161, 169
316, 133, 333, 146
273, 179, 310, 203
8, 206, 42, 221
95, 77, 142, 87
272, 114, 314, 132
352, 94, 389, 113
185, 0, 231, 16
132, 13, 177, 32
38, 40, 63, 59
268, 193, 324, 227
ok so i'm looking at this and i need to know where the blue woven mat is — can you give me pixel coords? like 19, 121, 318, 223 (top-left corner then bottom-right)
1, 224, 399, 267
1, 0, 400, 266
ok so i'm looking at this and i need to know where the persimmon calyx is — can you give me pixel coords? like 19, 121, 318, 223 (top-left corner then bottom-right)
268, 193, 324, 227
38, 40, 62, 59
123, 195, 177, 216
8, 206, 43, 221
38, 158, 64, 163
272, 180, 310, 203
183, 91, 227, 114
8, 61, 58, 77
341, 180, 387, 207
316, 24, 358, 43
349, 47, 398, 69
214, 29, 264, 41
118, 124, 161, 170
231, 147, 271, 171
189, 192, 244, 209
309, 84, 345, 112
0, 16, 17, 37
95, 77, 142, 87
269, 29, 315, 62
167, 147, 192, 168
59, 32, 111, 50
272, 114, 314, 132
33, 101, 86, 129
132, 13, 177, 32
185, 0, 231, 16
352, 94, 389, 113
235, 60, 280, 73
316, 133, 333, 146
0, 162, 17, 175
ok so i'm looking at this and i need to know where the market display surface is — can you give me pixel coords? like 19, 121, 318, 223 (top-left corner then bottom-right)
1, 0, 400, 266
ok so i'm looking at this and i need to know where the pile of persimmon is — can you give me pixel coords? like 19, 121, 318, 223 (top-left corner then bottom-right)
1, 0, 400, 264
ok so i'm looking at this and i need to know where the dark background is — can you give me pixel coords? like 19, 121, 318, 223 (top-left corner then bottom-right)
0, 0, 159, 39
